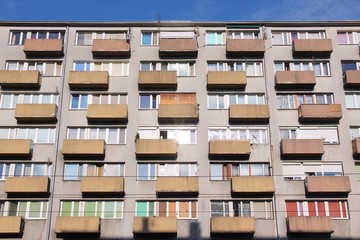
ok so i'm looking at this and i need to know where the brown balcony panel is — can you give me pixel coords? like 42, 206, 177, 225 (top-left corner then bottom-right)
158, 104, 199, 123
293, 39, 333, 57
211, 217, 255, 234
344, 70, 360, 87
156, 176, 199, 194
226, 39, 265, 57
352, 138, 360, 156
138, 71, 177, 89
81, 176, 124, 194
209, 140, 251, 157
0, 217, 24, 235
231, 176, 274, 194
68, 71, 109, 89
23, 39, 63, 56
136, 139, 177, 157
207, 71, 247, 89
0, 139, 33, 157
0, 70, 41, 88
229, 104, 270, 122
305, 176, 351, 194
87, 104, 128, 122
15, 104, 57, 122
55, 217, 100, 234
298, 104, 342, 122
275, 71, 316, 88
281, 139, 324, 157
92, 39, 130, 57
159, 39, 198, 57
287, 216, 334, 234
62, 139, 105, 157
133, 217, 177, 234
4, 176, 49, 194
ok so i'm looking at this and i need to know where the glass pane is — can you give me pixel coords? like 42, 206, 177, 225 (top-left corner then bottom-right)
37, 128, 48, 143
207, 32, 215, 44
34, 164, 45, 176
84, 202, 96, 216
136, 202, 148, 216
210, 164, 222, 180
61, 202, 72, 216
29, 202, 41, 218
71, 95, 79, 109
64, 164, 79, 180
208, 95, 218, 109
1, 95, 12, 108
104, 201, 114, 218
140, 95, 150, 109
142, 33, 152, 45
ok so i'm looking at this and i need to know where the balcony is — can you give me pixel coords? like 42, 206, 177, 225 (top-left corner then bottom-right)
292, 39, 333, 57
305, 176, 351, 194
0, 217, 24, 235
352, 138, 360, 157
68, 71, 109, 89
135, 139, 177, 157
55, 217, 100, 234
133, 217, 177, 234
344, 70, 360, 87
209, 140, 251, 157
207, 71, 247, 89
4, 177, 49, 194
298, 104, 342, 122
275, 71, 316, 88
92, 39, 130, 57
0, 139, 33, 157
281, 139, 324, 157
159, 39, 198, 58
23, 39, 63, 56
86, 104, 128, 123
229, 104, 270, 122
0, 70, 41, 88
231, 176, 274, 195
158, 104, 199, 123
15, 104, 57, 122
81, 176, 124, 194
287, 216, 334, 234
226, 39, 265, 57
156, 177, 199, 195
138, 71, 177, 89
211, 217, 255, 234
62, 139, 105, 157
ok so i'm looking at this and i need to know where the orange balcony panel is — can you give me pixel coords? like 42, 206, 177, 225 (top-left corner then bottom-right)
211, 217, 255, 234
133, 217, 177, 234
68, 71, 109, 89
275, 71, 316, 88
159, 39, 198, 57
0, 70, 41, 88
0, 139, 33, 157
62, 139, 105, 157
0, 216, 24, 235
344, 70, 360, 87
135, 139, 177, 157
92, 39, 130, 57
81, 176, 124, 194
86, 104, 128, 122
226, 39, 265, 57
23, 39, 63, 56
4, 176, 49, 194
231, 176, 274, 194
15, 104, 57, 122
209, 140, 251, 156
352, 138, 360, 156
305, 176, 351, 194
281, 139, 324, 157
298, 104, 342, 122
55, 217, 100, 234
293, 39, 333, 57
138, 71, 177, 89
156, 176, 199, 194
287, 216, 334, 234
158, 104, 199, 123
207, 71, 247, 89
229, 104, 270, 122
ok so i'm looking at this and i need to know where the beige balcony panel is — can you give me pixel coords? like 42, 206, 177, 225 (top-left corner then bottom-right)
281, 139, 324, 156
226, 39, 265, 56
4, 176, 49, 194
275, 71, 316, 87
211, 217, 255, 234
87, 104, 128, 122
156, 176, 199, 194
68, 71, 109, 89
138, 71, 177, 89
62, 139, 105, 156
55, 217, 100, 234
298, 104, 342, 122
23, 39, 63, 56
92, 39, 130, 57
345, 70, 360, 86
15, 104, 57, 122
159, 39, 198, 57
135, 139, 177, 156
0, 139, 33, 156
0, 70, 41, 88
81, 176, 124, 194
287, 216, 334, 233
293, 39, 333, 56
229, 104, 270, 122
209, 140, 251, 156
207, 71, 247, 89
133, 217, 177, 234
0, 217, 24, 234
158, 104, 199, 122
231, 176, 274, 194
352, 138, 360, 156
305, 176, 351, 194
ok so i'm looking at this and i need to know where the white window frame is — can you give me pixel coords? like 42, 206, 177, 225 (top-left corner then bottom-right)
137, 163, 197, 180
276, 93, 334, 109
282, 161, 343, 180
208, 93, 265, 109
208, 127, 268, 144
279, 127, 339, 144
69, 93, 127, 110
272, 31, 326, 45
141, 31, 159, 46
0, 93, 59, 109
206, 31, 226, 45
63, 163, 125, 181
9, 31, 63, 45
337, 31, 360, 45
73, 61, 129, 76
137, 127, 197, 144
66, 127, 126, 144
211, 200, 273, 219
135, 201, 198, 219
345, 93, 360, 109
3, 201, 48, 219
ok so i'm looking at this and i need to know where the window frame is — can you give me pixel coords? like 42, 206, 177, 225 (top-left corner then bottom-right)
63, 162, 125, 181
279, 126, 339, 144
66, 127, 126, 144
137, 163, 197, 181
208, 127, 268, 144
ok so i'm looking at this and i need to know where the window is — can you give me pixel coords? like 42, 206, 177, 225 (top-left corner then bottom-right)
208, 93, 265, 109
206, 32, 225, 45
355, 163, 360, 181
6, 61, 62, 76
286, 200, 349, 219
0, 163, 48, 180
227, 31, 259, 39
341, 61, 360, 78
211, 200, 273, 219
137, 163, 197, 180
280, 127, 339, 144
274, 61, 330, 77
276, 93, 334, 109
73, 61, 129, 76
0, 127, 55, 143
76, 32, 126, 45
67, 127, 126, 144
61, 201, 123, 219
0, 94, 59, 109
70, 94, 127, 109
207, 62, 263, 77
0, 201, 48, 219
282, 162, 343, 180
63, 163, 124, 181
210, 163, 270, 180
209, 127, 268, 144
137, 127, 196, 144
337, 32, 359, 45
350, 127, 360, 139
141, 32, 159, 46
345, 93, 360, 108
272, 31, 326, 45
9, 31, 64, 45
136, 201, 197, 219
139, 93, 196, 109
140, 61, 195, 77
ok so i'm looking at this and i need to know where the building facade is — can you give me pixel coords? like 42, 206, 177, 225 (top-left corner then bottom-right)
0, 20, 359, 239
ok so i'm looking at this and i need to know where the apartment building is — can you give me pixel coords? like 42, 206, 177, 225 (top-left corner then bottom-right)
0, 20, 359, 239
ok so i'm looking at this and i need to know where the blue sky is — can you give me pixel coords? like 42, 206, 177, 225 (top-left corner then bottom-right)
0, 0, 359, 22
